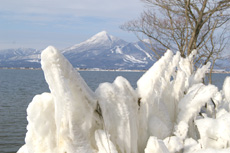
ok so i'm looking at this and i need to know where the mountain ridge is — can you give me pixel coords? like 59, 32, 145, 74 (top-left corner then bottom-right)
63, 31, 128, 52
0, 31, 229, 71
62, 31, 156, 70
0, 31, 156, 70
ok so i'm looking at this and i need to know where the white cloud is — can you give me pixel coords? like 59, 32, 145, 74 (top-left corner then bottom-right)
0, 0, 145, 49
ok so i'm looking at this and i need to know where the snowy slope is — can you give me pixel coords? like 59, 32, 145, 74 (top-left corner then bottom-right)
63, 31, 127, 53
62, 31, 156, 70
0, 48, 41, 68
0, 31, 228, 70
0, 31, 157, 69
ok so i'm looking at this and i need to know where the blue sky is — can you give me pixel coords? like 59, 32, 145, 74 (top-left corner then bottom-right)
0, 0, 145, 50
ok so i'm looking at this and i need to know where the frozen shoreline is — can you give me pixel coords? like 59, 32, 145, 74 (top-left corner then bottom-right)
17, 46, 230, 153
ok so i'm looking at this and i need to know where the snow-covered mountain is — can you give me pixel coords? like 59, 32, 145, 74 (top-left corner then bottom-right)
62, 31, 156, 70
0, 48, 41, 68
0, 31, 229, 70
0, 31, 157, 70
63, 31, 128, 52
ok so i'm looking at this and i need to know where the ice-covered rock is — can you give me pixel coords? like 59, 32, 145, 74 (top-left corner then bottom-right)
163, 136, 183, 152
145, 137, 169, 153
196, 112, 230, 149
18, 46, 230, 153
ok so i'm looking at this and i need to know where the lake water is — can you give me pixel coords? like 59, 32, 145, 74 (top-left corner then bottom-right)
0, 69, 229, 153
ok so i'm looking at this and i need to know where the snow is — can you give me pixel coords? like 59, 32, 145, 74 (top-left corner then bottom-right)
163, 136, 183, 152
115, 46, 123, 54
64, 31, 122, 52
223, 77, 230, 103
196, 111, 230, 149
96, 76, 139, 153
17, 46, 230, 153
145, 137, 169, 153
124, 54, 147, 64
142, 39, 151, 44
84, 31, 113, 45
95, 130, 118, 153
134, 44, 153, 60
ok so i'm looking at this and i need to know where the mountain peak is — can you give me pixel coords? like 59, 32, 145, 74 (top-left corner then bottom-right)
89, 31, 112, 43
65, 31, 128, 51
95, 31, 108, 37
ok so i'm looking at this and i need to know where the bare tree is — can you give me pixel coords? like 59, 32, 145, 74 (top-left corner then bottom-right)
201, 25, 230, 83
121, 0, 230, 69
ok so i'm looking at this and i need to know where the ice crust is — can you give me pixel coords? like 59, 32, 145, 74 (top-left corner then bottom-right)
18, 46, 230, 153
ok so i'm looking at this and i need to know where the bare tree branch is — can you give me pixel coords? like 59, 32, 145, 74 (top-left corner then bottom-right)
121, 0, 230, 70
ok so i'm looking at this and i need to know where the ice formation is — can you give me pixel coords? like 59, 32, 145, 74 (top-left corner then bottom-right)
18, 46, 230, 153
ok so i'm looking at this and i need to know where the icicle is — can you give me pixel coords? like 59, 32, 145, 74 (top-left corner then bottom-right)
95, 76, 139, 153
95, 130, 118, 153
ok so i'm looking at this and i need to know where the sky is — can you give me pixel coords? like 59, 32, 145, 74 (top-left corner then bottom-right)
0, 0, 145, 50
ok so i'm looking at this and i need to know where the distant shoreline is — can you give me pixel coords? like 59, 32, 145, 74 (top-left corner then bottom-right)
0, 67, 229, 74
0, 67, 147, 72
